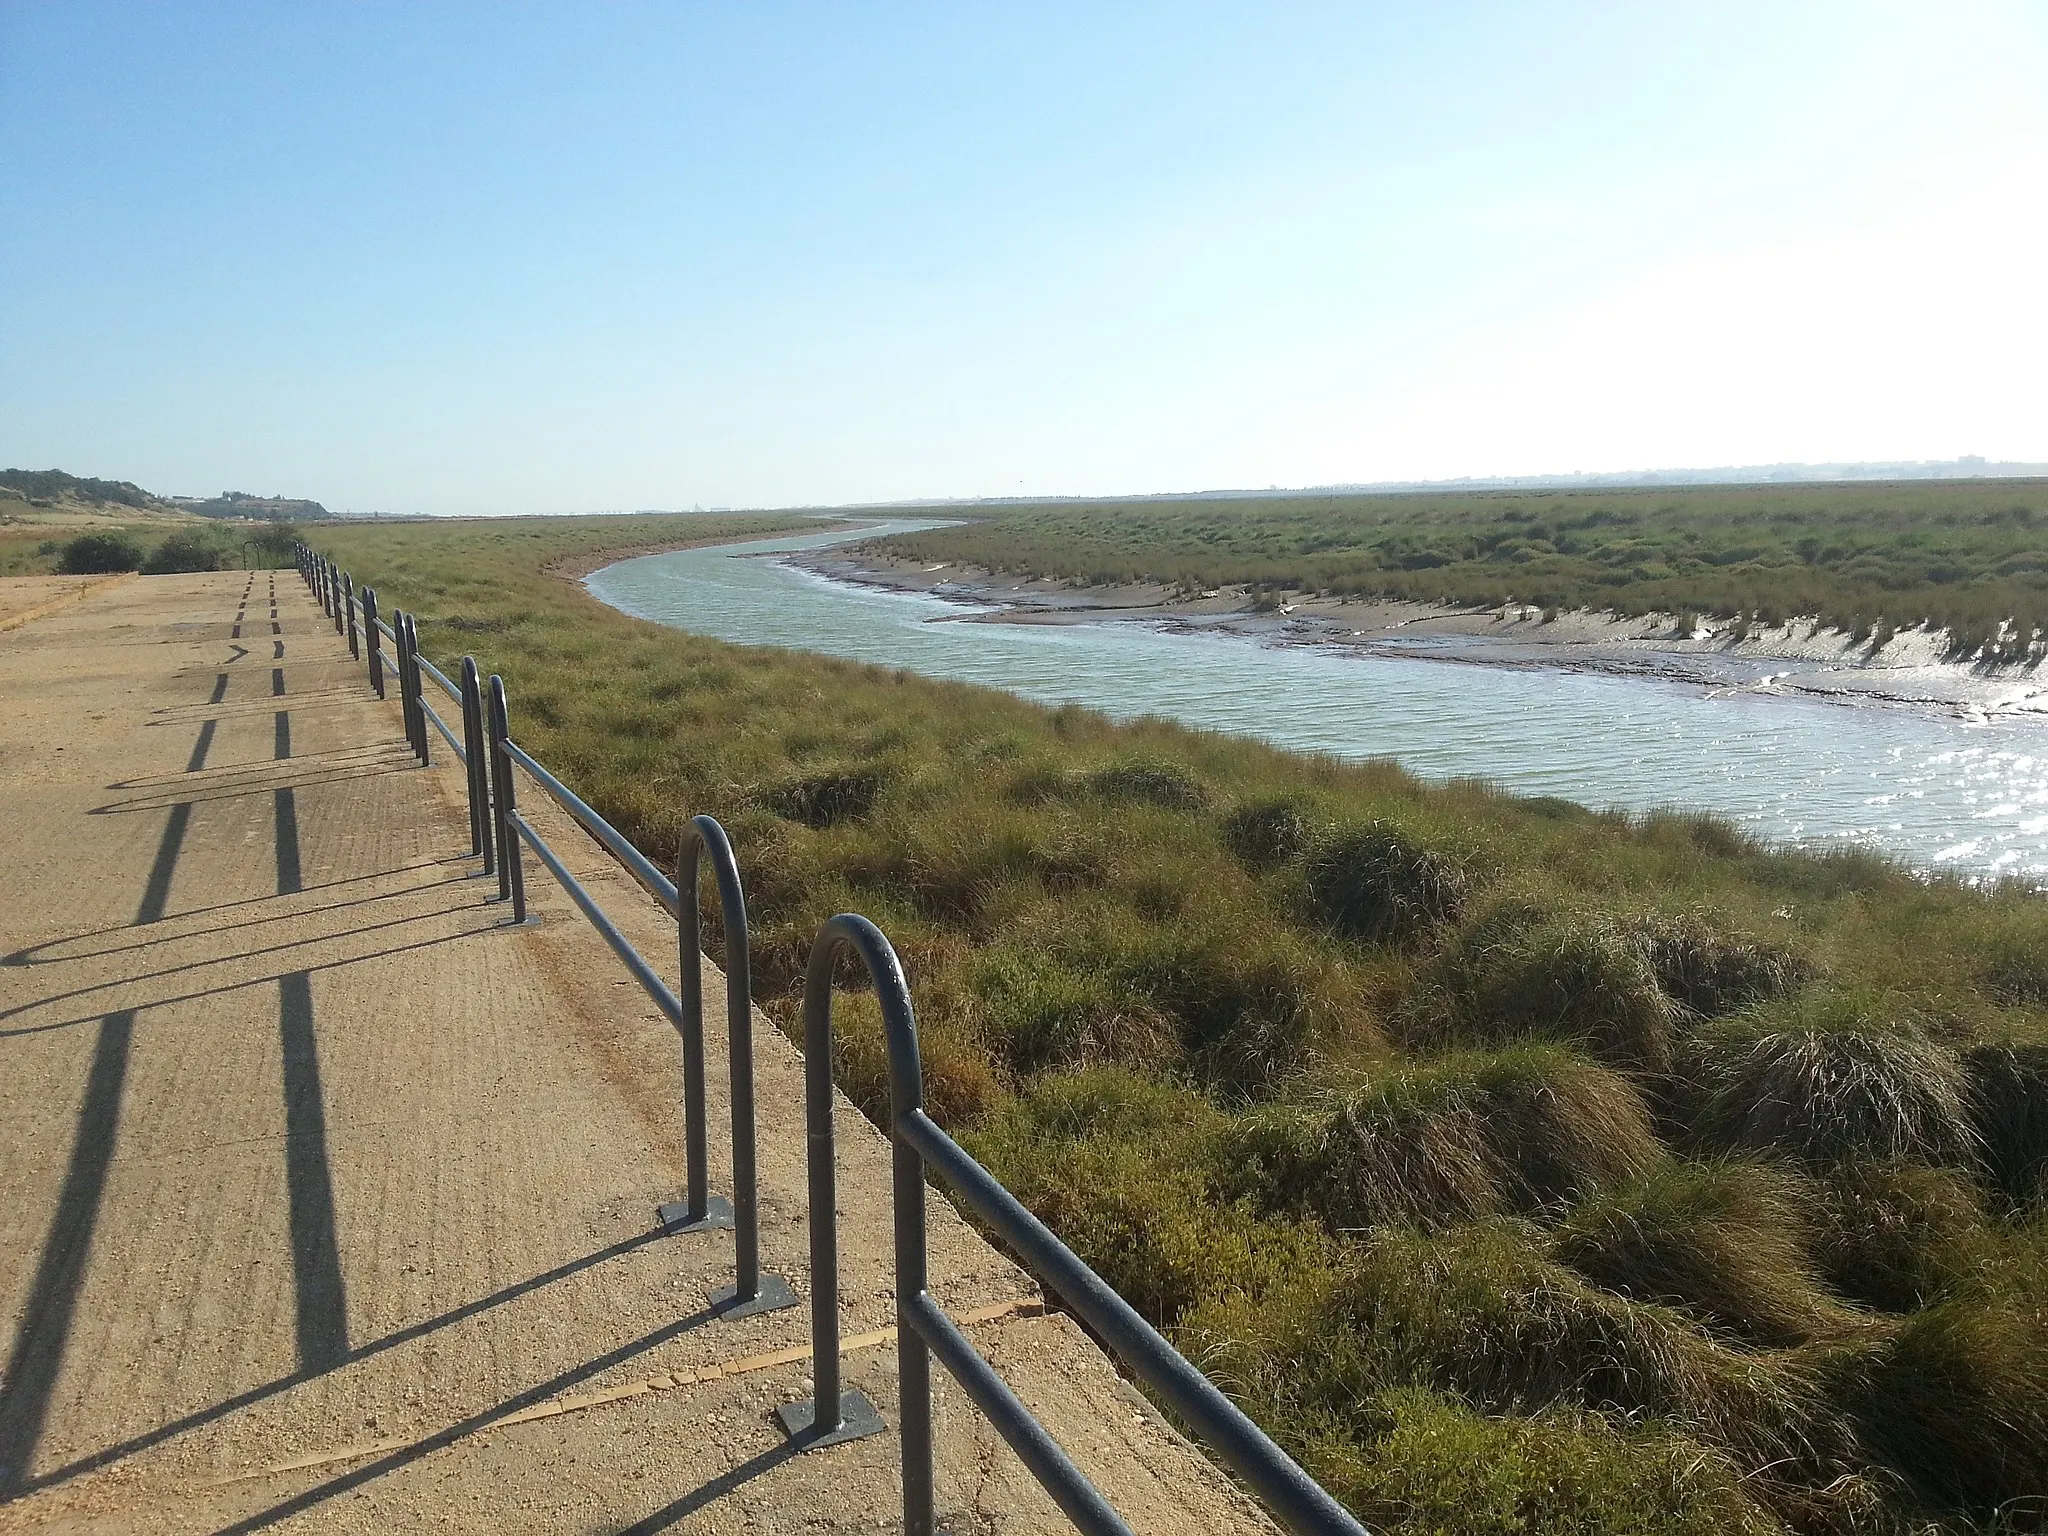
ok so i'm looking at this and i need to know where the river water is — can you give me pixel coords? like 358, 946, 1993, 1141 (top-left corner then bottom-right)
586, 520, 2048, 882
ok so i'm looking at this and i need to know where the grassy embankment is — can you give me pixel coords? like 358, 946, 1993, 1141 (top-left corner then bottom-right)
314, 513, 2048, 1536
869, 481, 2048, 663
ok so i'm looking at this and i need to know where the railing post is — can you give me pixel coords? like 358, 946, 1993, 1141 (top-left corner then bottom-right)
403, 612, 421, 757
668, 821, 796, 1321
397, 613, 421, 762
663, 828, 720, 1233
392, 610, 414, 753
320, 558, 333, 617
343, 575, 359, 659
775, 918, 899, 1459
403, 614, 430, 767
487, 674, 525, 921
363, 588, 384, 698
456, 655, 483, 860
333, 570, 347, 636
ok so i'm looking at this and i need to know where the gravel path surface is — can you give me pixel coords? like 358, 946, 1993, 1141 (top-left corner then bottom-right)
0, 571, 1271, 1534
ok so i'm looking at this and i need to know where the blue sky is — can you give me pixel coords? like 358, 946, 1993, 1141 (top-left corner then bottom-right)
3, 3, 2044, 515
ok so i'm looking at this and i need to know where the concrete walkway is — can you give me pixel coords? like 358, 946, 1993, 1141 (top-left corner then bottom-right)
0, 572, 1271, 1534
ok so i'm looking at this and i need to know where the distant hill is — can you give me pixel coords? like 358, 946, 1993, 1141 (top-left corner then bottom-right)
168, 491, 331, 521
0, 468, 158, 510
0, 468, 328, 520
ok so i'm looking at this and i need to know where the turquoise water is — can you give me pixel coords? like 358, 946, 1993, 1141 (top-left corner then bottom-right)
586, 520, 2048, 881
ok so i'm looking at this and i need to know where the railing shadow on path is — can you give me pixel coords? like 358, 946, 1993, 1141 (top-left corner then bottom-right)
5, 1229, 682, 1501
1, 873, 473, 971
615, 1438, 806, 1535
107, 741, 416, 793
209, 1302, 725, 1536
0, 923, 497, 1041
0, 858, 472, 971
3, 764, 205, 1493
88, 761, 417, 818
147, 688, 374, 723
0, 898, 490, 1027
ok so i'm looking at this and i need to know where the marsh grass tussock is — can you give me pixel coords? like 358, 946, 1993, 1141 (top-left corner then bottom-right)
1692, 995, 1976, 1167
1965, 1042, 2048, 1209
316, 514, 2048, 1536
1809, 1161, 1993, 1313
1223, 1045, 1662, 1231
1553, 1160, 1847, 1346
1420, 902, 1682, 1073
1301, 819, 1471, 942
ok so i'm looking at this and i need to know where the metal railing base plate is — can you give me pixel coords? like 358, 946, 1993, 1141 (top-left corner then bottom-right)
658, 1196, 735, 1234
776, 1390, 886, 1449
707, 1273, 799, 1319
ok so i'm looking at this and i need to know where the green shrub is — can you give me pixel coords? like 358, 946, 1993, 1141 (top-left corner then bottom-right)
1108, 912, 1372, 1087
964, 1068, 1328, 1325
1638, 810, 1762, 860
1965, 1043, 2048, 1209
969, 944, 1173, 1074
1692, 996, 1975, 1166
1303, 821, 1469, 943
1225, 1067, 1498, 1232
244, 521, 298, 566
56, 531, 141, 573
1187, 1222, 1847, 1479
142, 529, 224, 573
1851, 1297, 2048, 1522
1224, 1046, 1664, 1233
1084, 755, 1211, 811
1513, 795, 1593, 822
1809, 1161, 1992, 1312
1554, 1161, 1843, 1346
767, 768, 888, 827
1222, 796, 1316, 867
885, 803, 1111, 926
1426, 903, 1680, 1074
825, 987, 998, 1130
1304, 1388, 1782, 1536
1979, 930, 2048, 1007
1632, 912, 1815, 1017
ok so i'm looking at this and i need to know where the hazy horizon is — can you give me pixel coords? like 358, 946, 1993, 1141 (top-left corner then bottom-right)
4, 3, 2044, 516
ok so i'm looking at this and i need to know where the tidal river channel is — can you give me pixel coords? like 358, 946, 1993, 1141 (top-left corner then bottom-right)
586, 520, 2048, 883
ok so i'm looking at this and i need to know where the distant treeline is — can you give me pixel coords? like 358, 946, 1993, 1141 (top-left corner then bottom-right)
873, 479, 2048, 663
0, 468, 329, 520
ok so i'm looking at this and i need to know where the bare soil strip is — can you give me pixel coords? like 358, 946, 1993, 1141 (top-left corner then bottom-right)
0, 572, 1268, 1533
0, 576, 134, 633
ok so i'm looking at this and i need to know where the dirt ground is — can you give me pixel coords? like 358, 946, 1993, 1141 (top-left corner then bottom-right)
0, 572, 1273, 1534
0, 577, 130, 631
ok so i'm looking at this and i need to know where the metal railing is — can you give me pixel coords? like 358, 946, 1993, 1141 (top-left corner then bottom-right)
292, 543, 1366, 1536
296, 544, 786, 1303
